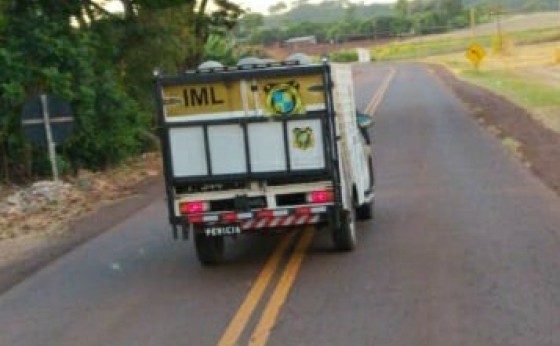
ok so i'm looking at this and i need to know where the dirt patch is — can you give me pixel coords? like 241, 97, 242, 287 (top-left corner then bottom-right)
0, 154, 164, 294
430, 64, 560, 195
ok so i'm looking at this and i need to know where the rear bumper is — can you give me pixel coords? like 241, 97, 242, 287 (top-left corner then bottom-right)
179, 205, 330, 232
239, 213, 324, 230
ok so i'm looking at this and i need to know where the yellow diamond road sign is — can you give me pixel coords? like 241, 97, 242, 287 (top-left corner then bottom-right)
466, 43, 486, 66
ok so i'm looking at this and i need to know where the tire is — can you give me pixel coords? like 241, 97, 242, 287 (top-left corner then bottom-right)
332, 208, 356, 252
194, 232, 225, 265
356, 158, 375, 220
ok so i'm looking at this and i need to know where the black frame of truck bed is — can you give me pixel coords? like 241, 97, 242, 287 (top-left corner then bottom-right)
154, 62, 345, 237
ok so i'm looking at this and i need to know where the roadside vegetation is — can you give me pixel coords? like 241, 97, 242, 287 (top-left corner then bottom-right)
425, 37, 560, 134
239, 0, 559, 46
0, 0, 245, 183
330, 50, 359, 63
371, 27, 560, 61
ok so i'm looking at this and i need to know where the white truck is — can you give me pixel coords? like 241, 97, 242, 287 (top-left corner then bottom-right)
154, 59, 374, 265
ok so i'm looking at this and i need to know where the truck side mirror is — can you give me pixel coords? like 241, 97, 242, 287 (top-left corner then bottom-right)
356, 112, 374, 129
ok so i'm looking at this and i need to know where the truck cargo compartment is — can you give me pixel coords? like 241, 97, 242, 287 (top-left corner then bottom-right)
167, 115, 328, 180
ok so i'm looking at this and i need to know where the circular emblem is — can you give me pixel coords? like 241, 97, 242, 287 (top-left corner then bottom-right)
265, 83, 303, 116
293, 127, 315, 150
272, 88, 296, 114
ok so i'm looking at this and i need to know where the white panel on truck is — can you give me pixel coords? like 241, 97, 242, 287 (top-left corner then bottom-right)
208, 125, 247, 175
287, 119, 325, 170
169, 127, 207, 177
248, 122, 286, 172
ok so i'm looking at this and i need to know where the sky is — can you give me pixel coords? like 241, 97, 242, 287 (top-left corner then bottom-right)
236, 0, 397, 14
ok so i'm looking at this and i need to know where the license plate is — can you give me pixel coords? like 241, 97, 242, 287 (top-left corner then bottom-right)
204, 225, 241, 237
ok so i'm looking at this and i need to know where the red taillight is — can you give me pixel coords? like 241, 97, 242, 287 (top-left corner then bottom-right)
221, 212, 237, 222
180, 201, 209, 214
188, 214, 204, 223
257, 210, 274, 218
295, 207, 312, 215
307, 190, 334, 204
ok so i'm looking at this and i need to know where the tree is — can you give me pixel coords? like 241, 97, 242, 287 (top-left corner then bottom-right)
241, 13, 264, 29
344, 4, 357, 23
441, 0, 463, 18
204, 34, 236, 65
291, 0, 309, 8
269, 1, 288, 14
178, 0, 243, 68
395, 0, 409, 17
0, 0, 7, 33
235, 12, 264, 38
0, 0, 244, 180
250, 28, 278, 46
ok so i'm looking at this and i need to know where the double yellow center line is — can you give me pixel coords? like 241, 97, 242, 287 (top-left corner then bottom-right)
364, 67, 396, 116
217, 228, 315, 346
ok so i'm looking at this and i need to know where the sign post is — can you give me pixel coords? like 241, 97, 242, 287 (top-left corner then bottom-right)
21, 95, 74, 182
40, 95, 59, 181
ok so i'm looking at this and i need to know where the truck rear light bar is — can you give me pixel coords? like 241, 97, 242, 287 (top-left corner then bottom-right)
237, 212, 253, 220
256, 210, 273, 219
180, 201, 209, 214
307, 190, 334, 204
221, 212, 238, 222
187, 206, 328, 225
188, 214, 219, 223
295, 207, 313, 215
187, 214, 204, 223
257, 209, 289, 218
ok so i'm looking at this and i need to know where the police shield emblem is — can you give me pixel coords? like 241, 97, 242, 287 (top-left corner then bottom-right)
293, 127, 315, 150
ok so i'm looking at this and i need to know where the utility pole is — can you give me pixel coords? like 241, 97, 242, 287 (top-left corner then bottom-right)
470, 7, 476, 40
495, 1, 503, 54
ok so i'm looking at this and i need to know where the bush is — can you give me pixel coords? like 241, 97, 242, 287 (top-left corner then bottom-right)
0, 11, 150, 181
330, 50, 358, 62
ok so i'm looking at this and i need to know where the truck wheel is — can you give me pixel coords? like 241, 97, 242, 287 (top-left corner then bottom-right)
356, 160, 375, 220
194, 233, 224, 265
332, 209, 356, 251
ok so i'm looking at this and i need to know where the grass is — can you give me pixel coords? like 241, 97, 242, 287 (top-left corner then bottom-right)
365, 16, 560, 133
371, 27, 560, 61
372, 36, 492, 61
398, 23, 560, 134
461, 68, 560, 108
436, 61, 560, 134
430, 50, 560, 133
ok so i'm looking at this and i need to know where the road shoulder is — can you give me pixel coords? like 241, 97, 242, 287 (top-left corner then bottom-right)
0, 176, 164, 294
430, 63, 560, 196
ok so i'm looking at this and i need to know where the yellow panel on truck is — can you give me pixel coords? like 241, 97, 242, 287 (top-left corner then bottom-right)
161, 75, 326, 119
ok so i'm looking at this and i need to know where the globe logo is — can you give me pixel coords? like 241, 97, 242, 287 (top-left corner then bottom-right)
265, 82, 303, 116
271, 88, 296, 114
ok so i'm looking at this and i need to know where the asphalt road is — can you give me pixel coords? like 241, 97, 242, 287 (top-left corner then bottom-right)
1, 63, 560, 346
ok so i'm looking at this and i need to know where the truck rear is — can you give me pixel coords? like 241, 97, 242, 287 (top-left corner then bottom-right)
154, 59, 374, 264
